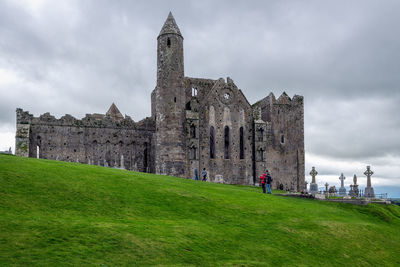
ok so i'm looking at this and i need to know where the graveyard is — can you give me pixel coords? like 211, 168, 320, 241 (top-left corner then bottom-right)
1, 154, 399, 266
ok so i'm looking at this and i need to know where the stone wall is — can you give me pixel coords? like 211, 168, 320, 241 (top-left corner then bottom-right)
15, 108, 156, 172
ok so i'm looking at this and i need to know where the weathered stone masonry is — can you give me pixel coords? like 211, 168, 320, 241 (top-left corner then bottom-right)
16, 12, 305, 190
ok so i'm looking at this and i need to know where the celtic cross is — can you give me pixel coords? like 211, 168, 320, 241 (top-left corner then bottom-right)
364, 166, 374, 188
310, 167, 318, 184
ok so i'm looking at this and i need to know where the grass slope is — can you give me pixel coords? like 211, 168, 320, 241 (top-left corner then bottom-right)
0, 154, 400, 266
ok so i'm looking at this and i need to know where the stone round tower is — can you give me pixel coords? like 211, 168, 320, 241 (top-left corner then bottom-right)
153, 12, 186, 177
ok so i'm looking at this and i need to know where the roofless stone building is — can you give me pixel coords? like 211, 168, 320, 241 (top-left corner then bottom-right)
15, 12, 305, 190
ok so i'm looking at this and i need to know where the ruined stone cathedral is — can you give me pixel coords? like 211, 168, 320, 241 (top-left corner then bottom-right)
15, 13, 305, 190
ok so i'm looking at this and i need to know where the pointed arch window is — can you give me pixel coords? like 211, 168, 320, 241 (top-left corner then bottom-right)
239, 127, 244, 159
190, 124, 196, 138
167, 38, 171, 47
224, 126, 230, 159
210, 126, 215, 159
189, 145, 197, 160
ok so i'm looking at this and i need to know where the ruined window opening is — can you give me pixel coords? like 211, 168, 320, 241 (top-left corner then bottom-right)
36, 145, 40, 159
281, 134, 285, 144
174, 97, 176, 103
190, 124, 196, 138
257, 148, 264, 161
257, 128, 264, 142
210, 126, 215, 159
239, 127, 244, 159
167, 38, 171, 47
189, 145, 197, 160
224, 126, 230, 159
144, 142, 148, 172
185, 101, 191, 110
192, 87, 197, 96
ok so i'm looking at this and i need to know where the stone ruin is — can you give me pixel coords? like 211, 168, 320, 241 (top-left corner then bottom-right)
15, 12, 305, 189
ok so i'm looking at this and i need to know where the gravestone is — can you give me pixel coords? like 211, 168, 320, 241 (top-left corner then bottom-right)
324, 182, 329, 194
214, 175, 224, 183
304, 180, 308, 192
120, 155, 125, 169
339, 173, 346, 196
353, 174, 359, 197
309, 167, 318, 195
364, 166, 375, 198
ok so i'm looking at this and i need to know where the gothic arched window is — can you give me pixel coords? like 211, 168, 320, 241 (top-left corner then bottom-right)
190, 124, 196, 138
239, 127, 244, 159
257, 127, 264, 142
190, 145, 197, 160
167, 38, 171, 47
210, 126, 215, 159
224, 126, 230, 159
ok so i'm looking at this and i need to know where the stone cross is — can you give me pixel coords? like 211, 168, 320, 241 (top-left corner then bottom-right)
364, 166, 373, 188
339, 173, 346, 188
353, 174, 357, 185
325, 182, 329, 192
310, 167, 318, 184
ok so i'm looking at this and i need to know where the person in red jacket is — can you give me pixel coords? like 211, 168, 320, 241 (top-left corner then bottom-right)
260, 173, 267, 194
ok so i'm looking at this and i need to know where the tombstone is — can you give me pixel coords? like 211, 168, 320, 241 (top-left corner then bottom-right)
304, 180, 308, 192
349, 184, 355, 197
338, 173, 347, 196
353, 174, 359, 197
88, 158, 91, 165
329, 186, 337, 194
104, 159, 108, 167
364, 166, 375, 198
309, 167, 319, 195
324, 182, 329, 194
214, 175, 224, 184
120, 155, 125, 169
56, 155, 59, 161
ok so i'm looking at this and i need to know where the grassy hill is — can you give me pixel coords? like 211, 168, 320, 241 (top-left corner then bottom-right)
1, 154, 399, 266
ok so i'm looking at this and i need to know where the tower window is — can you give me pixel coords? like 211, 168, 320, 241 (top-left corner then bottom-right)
210, 126, 215, 159
167, 38, 171, 47
239, 127, 244, 159
224, 126, 230, 159
257, 128, 264, 142
190, 124, 196, 138
281, 134, 285, 144
174, 97, 176, 103
192, 87, 197, 96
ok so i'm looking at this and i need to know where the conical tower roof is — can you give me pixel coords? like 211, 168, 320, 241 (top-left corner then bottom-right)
106, 103, 124, 121
159, 12, 182, 37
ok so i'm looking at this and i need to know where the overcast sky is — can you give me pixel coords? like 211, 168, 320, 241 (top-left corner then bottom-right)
1, 0, 399, 196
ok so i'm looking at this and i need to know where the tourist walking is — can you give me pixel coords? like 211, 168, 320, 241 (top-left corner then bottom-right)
194, 168, 199, 180
201, 168, 207, 181
266, 170, 273, 194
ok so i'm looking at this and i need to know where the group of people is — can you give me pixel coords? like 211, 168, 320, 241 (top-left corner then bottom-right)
194, 167, 273, 194
259, 170, 273, 194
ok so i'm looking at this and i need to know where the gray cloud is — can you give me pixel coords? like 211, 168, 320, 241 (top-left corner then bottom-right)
0, 0, 399, 188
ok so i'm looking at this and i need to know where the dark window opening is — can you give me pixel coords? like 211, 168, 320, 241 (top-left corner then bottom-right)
239, 127, 244, 159
186, 101, 191, 110
190, 124, 196, 138
167, 38, 171, 47
257, 148, 264, 161
257, 128, 264, 142
190, 146, 197, 160
144, 142, 148, 172
210, 126, 215, 159
281, 134, 285, 144
224, 126, 230, 159
174, 97, 176, 103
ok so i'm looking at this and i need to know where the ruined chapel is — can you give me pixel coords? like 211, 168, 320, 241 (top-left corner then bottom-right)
15, 12, 305, 190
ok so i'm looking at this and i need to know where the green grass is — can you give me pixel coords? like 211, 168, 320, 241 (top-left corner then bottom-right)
1, 154, 400, 266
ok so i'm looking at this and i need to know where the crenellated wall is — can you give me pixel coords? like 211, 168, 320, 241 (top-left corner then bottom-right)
15, 108, 156, 173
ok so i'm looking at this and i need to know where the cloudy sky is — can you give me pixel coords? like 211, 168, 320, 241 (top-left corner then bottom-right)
1, 0, 399, 196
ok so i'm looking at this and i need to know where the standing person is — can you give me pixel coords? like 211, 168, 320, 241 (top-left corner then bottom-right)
260, 173, 267, 194
201, 168, 207, 181
194, 168, 199, 180
266, 170, 273, 194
